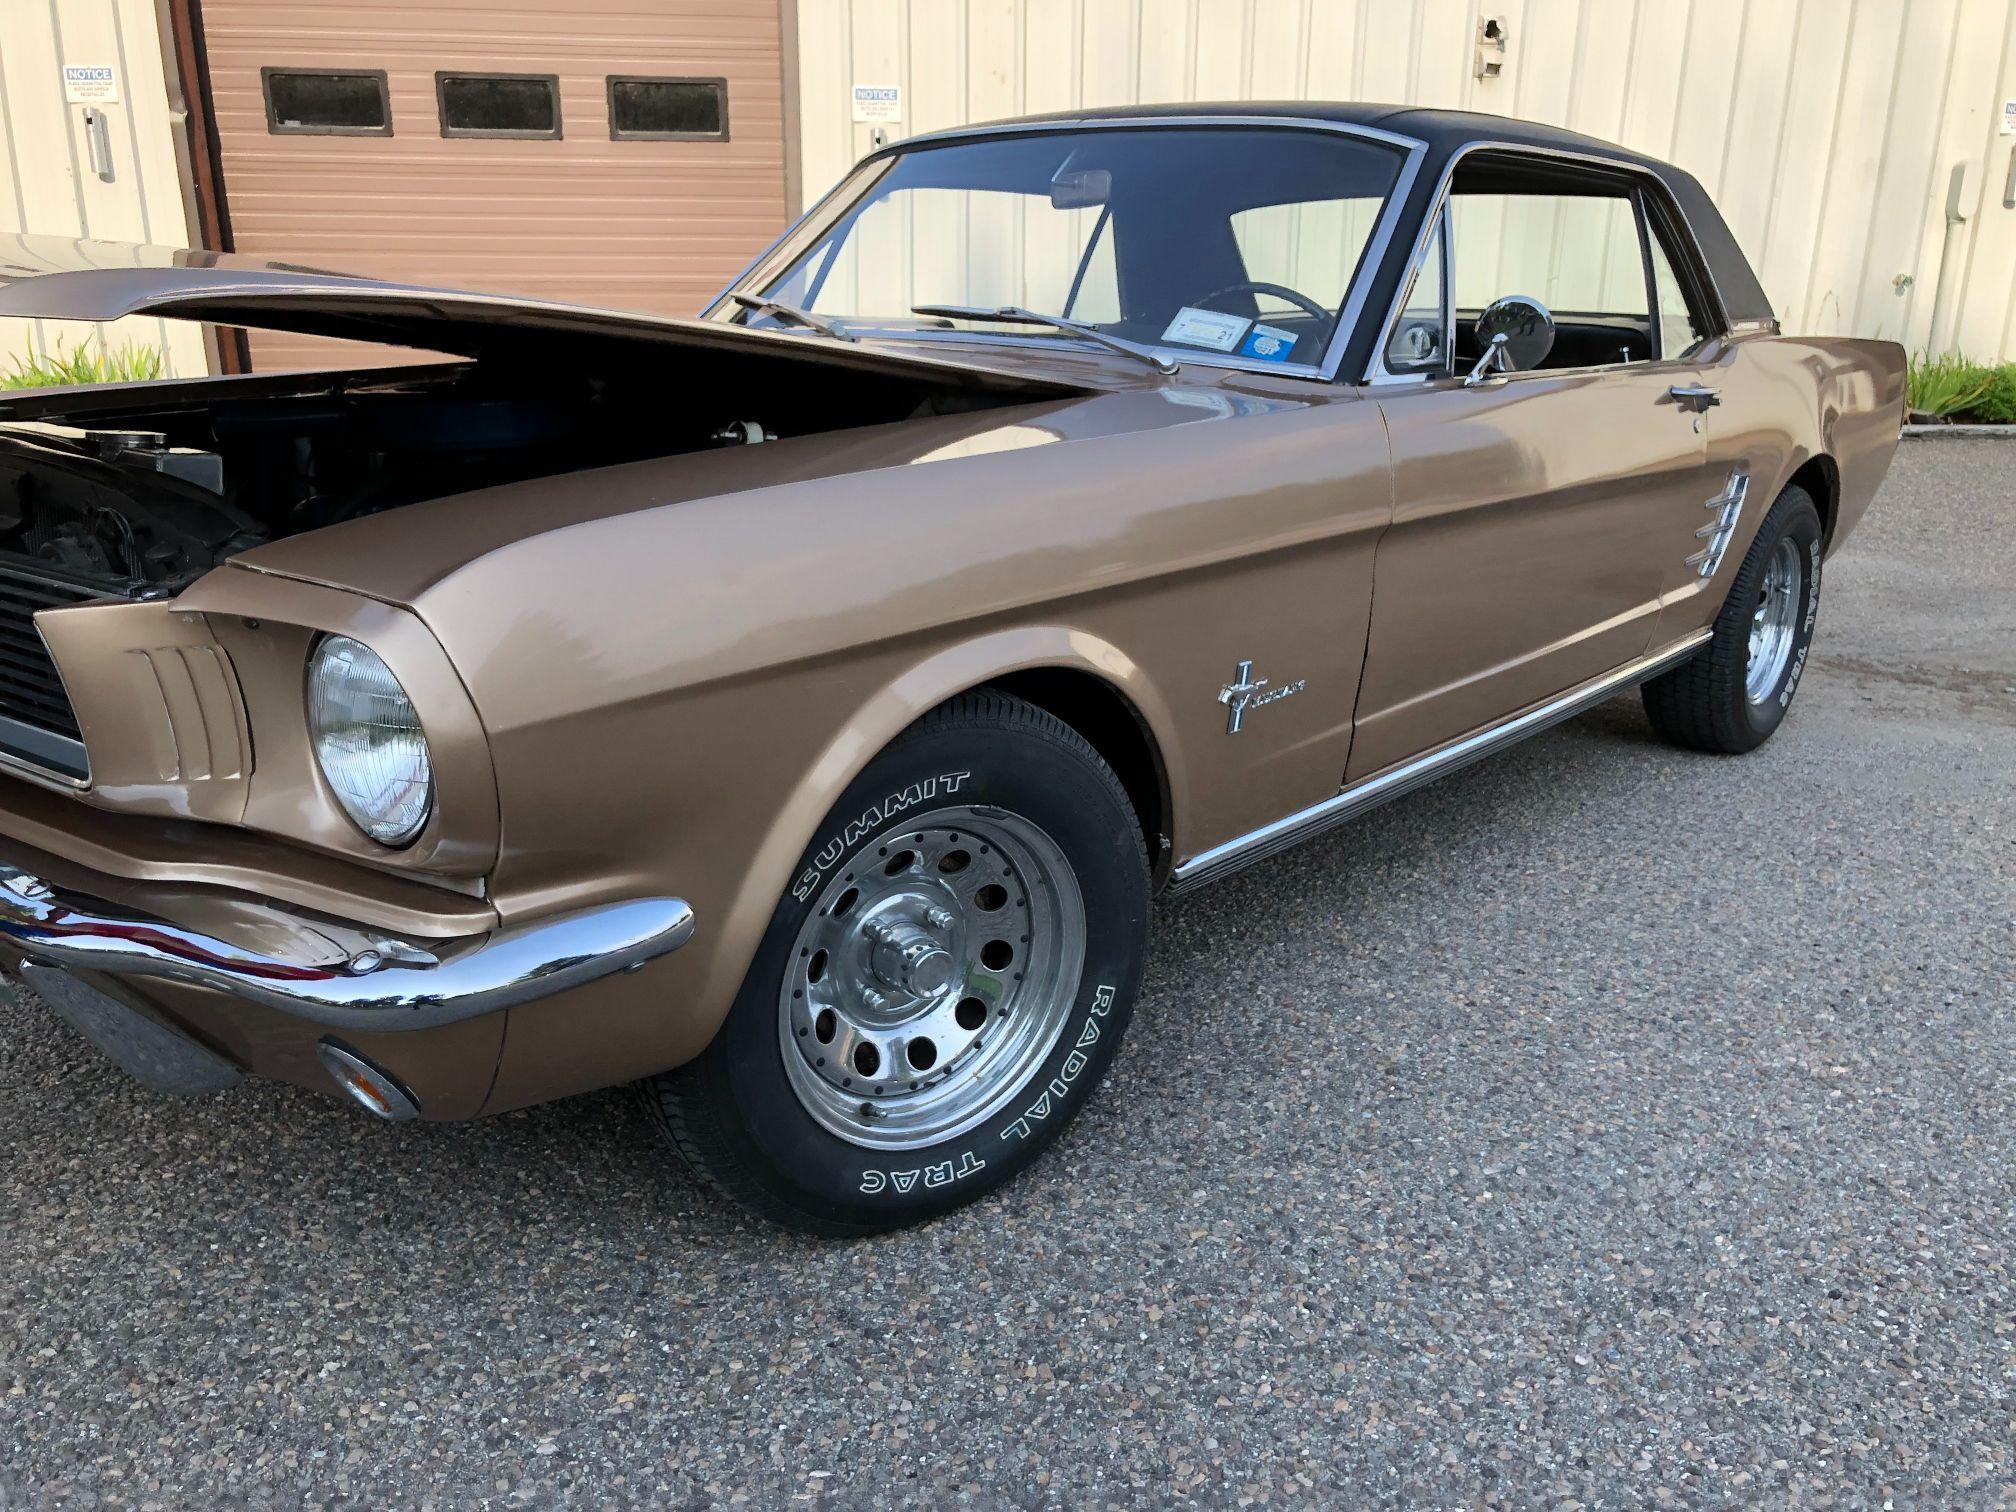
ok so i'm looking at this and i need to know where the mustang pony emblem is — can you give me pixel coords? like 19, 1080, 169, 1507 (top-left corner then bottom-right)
1218, 660, 1306, 734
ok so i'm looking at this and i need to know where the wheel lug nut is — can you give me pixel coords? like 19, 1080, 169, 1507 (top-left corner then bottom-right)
925, 906, 954, 931
860, 987, 889, 1012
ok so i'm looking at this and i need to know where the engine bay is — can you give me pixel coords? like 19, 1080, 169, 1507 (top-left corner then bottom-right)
0, 354, 1032, 599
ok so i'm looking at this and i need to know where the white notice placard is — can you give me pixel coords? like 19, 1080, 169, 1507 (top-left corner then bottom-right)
62, 64, 119, 104
852, 85, 901, 124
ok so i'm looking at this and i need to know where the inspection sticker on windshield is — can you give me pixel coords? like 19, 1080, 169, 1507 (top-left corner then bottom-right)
1240, 324, 1298, 362
1160, 306, 1248, 352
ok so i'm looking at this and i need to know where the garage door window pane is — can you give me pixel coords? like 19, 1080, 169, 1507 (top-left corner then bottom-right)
438, 74, 561, 138
609, 78, 726, 140
264, 70, 390, 135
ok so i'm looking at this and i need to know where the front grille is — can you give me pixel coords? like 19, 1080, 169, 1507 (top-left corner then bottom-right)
0, 554, 124, 749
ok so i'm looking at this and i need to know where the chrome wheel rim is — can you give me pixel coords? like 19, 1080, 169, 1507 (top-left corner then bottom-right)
1746, 537, 1804, 703
779, 806, 1085, 1150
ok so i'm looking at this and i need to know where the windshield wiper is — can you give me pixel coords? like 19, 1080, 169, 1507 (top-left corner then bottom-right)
910, 304, 1178, 375
729, 292, 856, 342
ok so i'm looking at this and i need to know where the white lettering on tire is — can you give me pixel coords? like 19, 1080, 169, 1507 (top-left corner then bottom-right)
853, 982, 1120, 1192
1778, 537, 1823, 709
1001, 984, 1116, 1144
792, 771, 972, 901
858, 1149, 987, 1195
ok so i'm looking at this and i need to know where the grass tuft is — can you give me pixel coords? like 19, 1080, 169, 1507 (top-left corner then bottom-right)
1, 340, 166, 391
1971, 363, 2016, 426
1906, 351, 1998, 418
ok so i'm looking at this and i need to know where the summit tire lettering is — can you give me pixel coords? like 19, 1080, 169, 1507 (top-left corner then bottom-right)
791, 770, 972, 901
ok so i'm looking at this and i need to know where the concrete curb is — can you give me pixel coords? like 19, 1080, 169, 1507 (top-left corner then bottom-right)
1901, 423, 2015, 437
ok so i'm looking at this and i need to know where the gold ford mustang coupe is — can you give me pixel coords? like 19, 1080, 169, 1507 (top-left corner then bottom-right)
0, 106, 1902, 1232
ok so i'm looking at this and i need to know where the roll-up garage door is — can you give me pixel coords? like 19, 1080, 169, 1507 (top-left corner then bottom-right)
195, 0, 791, 370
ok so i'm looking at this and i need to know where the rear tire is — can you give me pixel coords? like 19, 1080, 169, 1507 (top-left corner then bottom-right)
1642, 484, 1823, 754
644, 691, 1149, 1235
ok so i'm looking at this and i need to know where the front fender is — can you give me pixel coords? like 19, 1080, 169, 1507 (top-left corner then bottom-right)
475, 627, 1188, 1115
704, 625, 1184, 1027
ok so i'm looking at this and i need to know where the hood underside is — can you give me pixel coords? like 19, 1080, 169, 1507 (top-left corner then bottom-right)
0, 234, 1079, 399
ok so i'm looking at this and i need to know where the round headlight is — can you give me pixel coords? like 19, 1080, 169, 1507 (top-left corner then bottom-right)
307, 635, 433, 847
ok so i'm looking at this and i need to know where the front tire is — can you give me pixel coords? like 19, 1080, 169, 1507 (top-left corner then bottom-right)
645, 691, 1149, 1235
1642, 484, 1823, 754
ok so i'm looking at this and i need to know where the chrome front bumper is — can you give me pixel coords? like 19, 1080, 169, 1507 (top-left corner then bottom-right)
0, 865, 694, 1032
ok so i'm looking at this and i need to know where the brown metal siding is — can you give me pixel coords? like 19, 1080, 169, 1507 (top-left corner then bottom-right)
198, 0, 789, 371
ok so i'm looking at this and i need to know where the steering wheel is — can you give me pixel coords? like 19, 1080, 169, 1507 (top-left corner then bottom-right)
1192, 279, 1331, 324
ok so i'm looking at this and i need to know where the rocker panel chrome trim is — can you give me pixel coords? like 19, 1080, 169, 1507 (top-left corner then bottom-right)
1166, 632, 1714, 894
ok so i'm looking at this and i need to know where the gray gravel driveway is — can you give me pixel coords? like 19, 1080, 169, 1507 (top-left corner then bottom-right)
3, 439, 2013, 1507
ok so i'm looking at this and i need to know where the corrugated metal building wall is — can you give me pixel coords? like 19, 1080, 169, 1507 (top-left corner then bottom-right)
4, 0, 2015, 372
793, 0, 2016, 362
0, 0, 208, 378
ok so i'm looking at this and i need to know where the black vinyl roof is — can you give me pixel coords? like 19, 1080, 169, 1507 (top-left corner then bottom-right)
910, 102, 1775, 330
963, 100, 1665, 160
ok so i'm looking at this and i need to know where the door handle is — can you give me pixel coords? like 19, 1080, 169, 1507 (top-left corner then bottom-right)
1669, 384, 1720, 413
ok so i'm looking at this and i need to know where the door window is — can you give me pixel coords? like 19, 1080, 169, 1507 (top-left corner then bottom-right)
1383, 213, 1447, 373
1378, 166, 1699, 378
1647, 226, 1707, 359
1430, 172, 1664, 372
1449, 191, 1647, 322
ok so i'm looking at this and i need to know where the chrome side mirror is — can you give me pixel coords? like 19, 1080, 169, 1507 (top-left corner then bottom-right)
1465, 295, 1556, 385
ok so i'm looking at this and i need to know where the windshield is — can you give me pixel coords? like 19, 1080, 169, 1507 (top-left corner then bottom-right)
723, 126, 1406, 373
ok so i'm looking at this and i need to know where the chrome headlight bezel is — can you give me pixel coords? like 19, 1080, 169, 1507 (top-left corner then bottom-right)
306, 634, 434, 848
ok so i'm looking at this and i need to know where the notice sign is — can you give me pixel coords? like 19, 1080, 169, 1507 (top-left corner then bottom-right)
2001, 98, 2016, 135
851, 84, 901, 124
62, 64, 119, 104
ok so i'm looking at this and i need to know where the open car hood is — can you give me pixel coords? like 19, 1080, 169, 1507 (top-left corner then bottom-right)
0, 234, 1080, 397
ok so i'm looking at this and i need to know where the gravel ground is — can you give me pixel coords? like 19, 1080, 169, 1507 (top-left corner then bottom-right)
3, 440, 2013, 1508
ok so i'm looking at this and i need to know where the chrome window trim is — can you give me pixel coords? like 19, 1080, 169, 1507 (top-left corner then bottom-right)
703, 115, 1430, 385
881, 112, 1426, 157
1362, 139, 1736, 385
701, 166, 879, 318
1634, 185, 1665, 358
1167, 630, 1714, 894
1370, 200, 1453, 384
